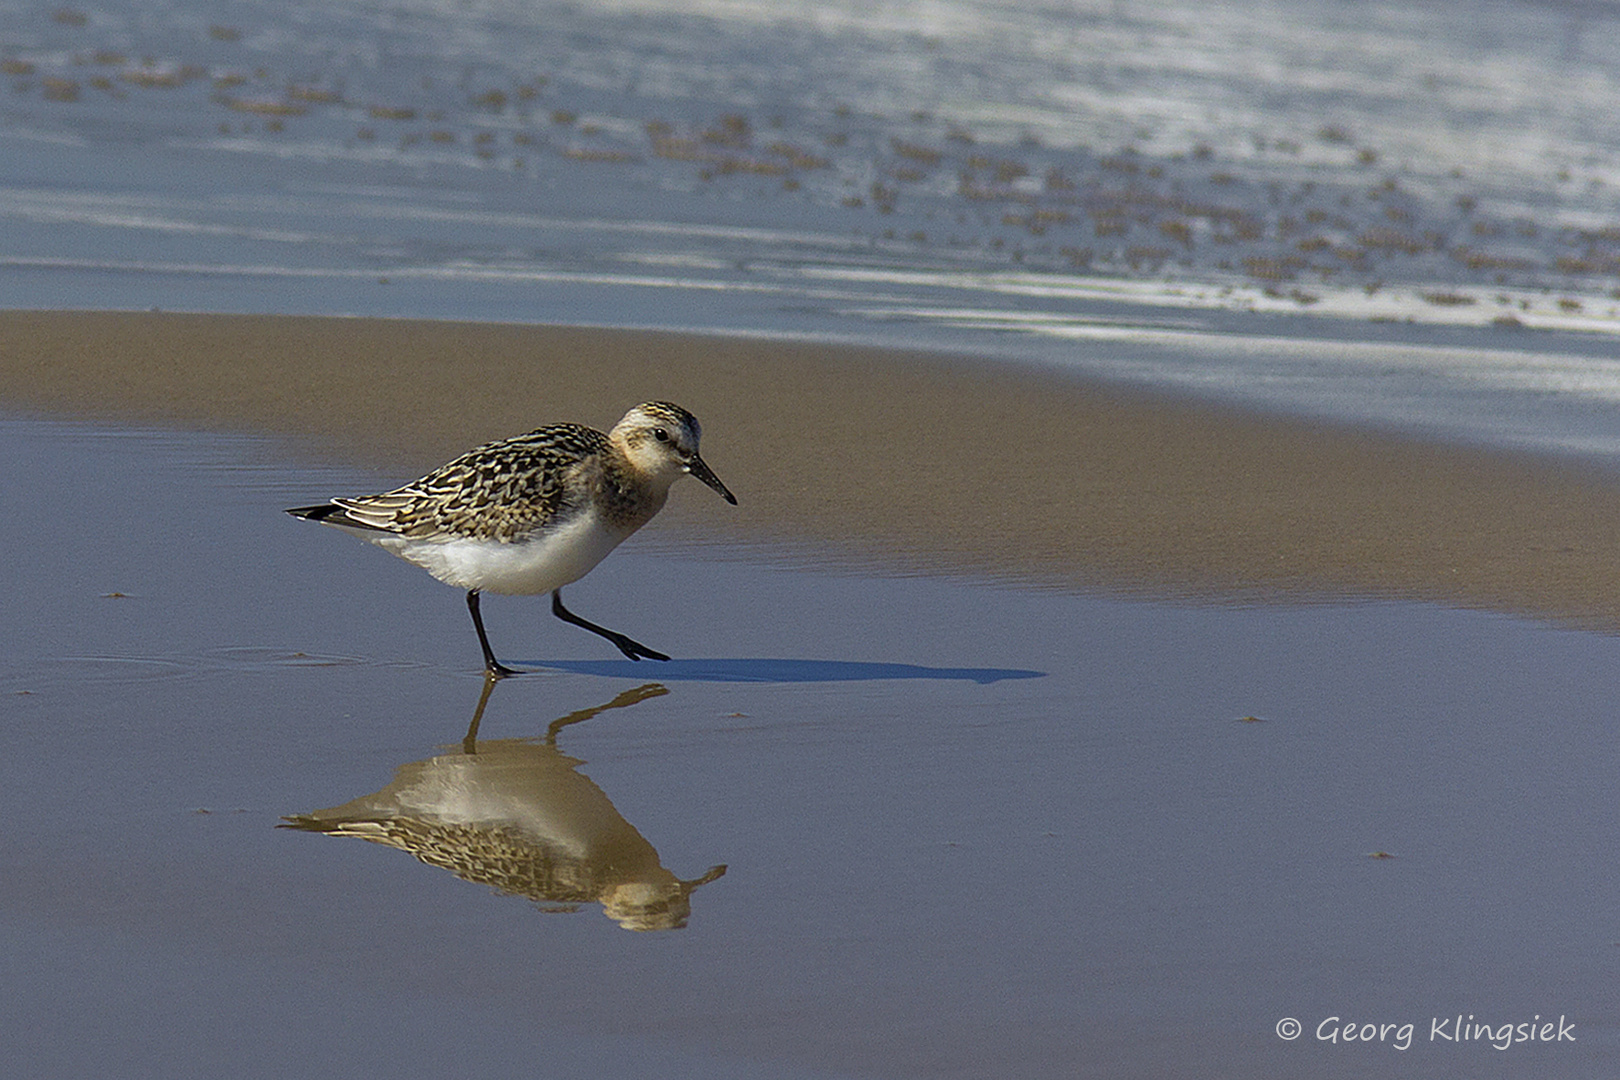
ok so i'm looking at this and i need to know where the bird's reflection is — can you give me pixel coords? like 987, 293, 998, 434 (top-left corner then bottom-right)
281, 676, 727, 931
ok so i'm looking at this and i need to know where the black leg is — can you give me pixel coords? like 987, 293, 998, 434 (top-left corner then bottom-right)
467, 590, 521, 678
551, 589, 670, 661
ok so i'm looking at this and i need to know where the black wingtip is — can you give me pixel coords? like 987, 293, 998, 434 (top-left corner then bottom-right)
286, 503, 340, 521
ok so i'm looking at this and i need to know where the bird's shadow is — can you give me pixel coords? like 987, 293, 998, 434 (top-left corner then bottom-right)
513, 657, 1045, 685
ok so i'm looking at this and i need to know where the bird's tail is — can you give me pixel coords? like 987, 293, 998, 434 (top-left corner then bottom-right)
285, 503, 344, 522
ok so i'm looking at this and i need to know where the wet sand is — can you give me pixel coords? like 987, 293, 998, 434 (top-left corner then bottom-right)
5, 309, 1620, 629
5, 313, 1620, 1079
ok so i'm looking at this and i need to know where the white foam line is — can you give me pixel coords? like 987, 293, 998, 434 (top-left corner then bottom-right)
0, 254, 888, 303
335, 202, 863, 251
0, 181, 859, 253
842, 304, 1620, 399
0, 128, 89, 149
158, 167, 865, 250
0, 192, 334, 245
818, 264, 1620, 334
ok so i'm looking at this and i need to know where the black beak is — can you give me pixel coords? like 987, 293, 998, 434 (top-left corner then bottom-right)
687, 453, 737, 505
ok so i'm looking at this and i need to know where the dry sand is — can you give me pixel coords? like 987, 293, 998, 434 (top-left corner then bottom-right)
5, 309, 1620, 629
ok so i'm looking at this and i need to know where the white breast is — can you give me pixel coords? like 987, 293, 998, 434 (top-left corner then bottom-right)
363, 510, 631, 595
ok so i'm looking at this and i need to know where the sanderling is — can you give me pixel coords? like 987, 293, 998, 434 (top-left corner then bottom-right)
287, 401, 735, 677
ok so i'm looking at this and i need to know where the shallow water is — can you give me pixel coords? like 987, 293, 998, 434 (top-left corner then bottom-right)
6, 0, 1620, 457
3, 417, 1618, 1078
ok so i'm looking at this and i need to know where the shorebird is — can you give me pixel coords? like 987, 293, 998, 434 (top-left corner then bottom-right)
287, 401, 735, 676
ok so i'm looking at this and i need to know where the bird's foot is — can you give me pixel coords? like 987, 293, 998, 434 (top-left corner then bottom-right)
610, 634, 670, 662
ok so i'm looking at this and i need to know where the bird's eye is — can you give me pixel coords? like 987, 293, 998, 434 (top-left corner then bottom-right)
652, 427, 670, 442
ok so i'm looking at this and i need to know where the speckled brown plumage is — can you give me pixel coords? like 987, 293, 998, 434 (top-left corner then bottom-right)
286, 401, 735, 673
333, 424, 613, 540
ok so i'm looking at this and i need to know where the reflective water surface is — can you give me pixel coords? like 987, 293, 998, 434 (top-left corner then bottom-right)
2, 415, 1618, 1078
285, 681, 729, 931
